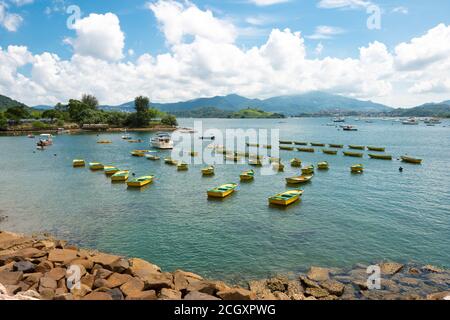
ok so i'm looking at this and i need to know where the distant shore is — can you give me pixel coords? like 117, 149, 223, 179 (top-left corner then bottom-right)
0, 230, 449, 300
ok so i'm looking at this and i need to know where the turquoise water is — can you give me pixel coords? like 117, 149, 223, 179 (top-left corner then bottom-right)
1, 118, 449, 282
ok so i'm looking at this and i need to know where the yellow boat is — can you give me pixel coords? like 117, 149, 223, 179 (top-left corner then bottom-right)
279, 140, 292, 145
268, 189, 304, 206
311, 143, 325, 147
369, 154, 392, 160
269, 157, 280, 163
97, 140, 112, 144
317, 161, 329, 170
111, 170, 129, 182
348, 145, 366, 150
351, 164, 364, 173
225, 154, 241, 162
164, 158, 178, 165
127, 139, 143, 143
297, 147, 315, 153
367, 146, 385, 152
127, 175, 154, 188
246, 143, 260, 147
89, 162, 104, 170
73, 159, 85, 167
329, 144, 343, 148
272, 162, 285, 172
401, 156, 423, 164
290, 158, 302, 167
322, 149, 338, 155
240, 170, 255, 181
189, 151, 198, 157
301, 165, 315, 175
145, 154, 160, 160
202, 166, 215, 176
280, 146, 294, 151
262, 145, 272, 149
104, 166, 119, 175
285, 175, 313, 184
207, 183, 238, 198
343, 151, 364, 158
248, 158, 262, 166
177, 162, 188, 171
294, 141, 308, 146
130, 150, 146, 157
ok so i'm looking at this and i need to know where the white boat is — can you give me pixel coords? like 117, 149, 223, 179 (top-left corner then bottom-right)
333, 116, 346, 123
151, 132, 174, 149
342, 125, 358, 131
176, 127, 196, 133
38, 134, 53, 146
402, 118, 419, 125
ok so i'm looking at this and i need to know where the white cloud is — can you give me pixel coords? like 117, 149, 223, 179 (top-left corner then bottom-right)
0, 1, 23, 31
317, 0, 372, 9
315, 42, 324, 55
11, 0, 34, 6
307, 25, 345, 39
0, 0, 449, 108
64, 13, 125, 62
248, 0, 289, 6
392, 6, 408, 14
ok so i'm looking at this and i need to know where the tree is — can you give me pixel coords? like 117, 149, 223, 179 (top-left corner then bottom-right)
0, 112, 8, 130
42, 109, 63, 121
133, 96, 150, 127
161, 114, 178, 127
5, 106, 30, 120
81, 94, 99, 109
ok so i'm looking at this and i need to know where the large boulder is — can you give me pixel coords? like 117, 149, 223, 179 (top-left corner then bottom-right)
39, 276, 57, 290
13, 261, 36, 273
125, 290, 157, 300
320, 280, 345, 296
90, 253, 121, 269
305, 287, 329, 299
0, 232, 33, 251
173, 270, 203, 291
82, 292, 113, 300
46, 267, 66, 281
216, 288, 256, 300
186, 280, 229, 296
266, 277, 288, 293
128, 258, 161, 278
142, 272, 174, 290
159, 288, 182, 300
47, 249, 78, 264
426, 291, 450, 300
120, 278, 145, 297
106, 273, 133, 288
184, 291, 221, 300
307, 267, 330, 282
379, 262, 404, 275
0, 271, 23, 285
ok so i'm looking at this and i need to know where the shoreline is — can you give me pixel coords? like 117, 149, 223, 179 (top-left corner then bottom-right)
1, 230, 449, 300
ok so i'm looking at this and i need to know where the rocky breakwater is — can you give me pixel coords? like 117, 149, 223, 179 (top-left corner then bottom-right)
1, 231, 449, 300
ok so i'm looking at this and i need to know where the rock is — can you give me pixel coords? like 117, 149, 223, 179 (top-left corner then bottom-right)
13, 261, 35, 273
108, 288, 124, 300
399, 277, 421, 286
47, 249, 78, 264
266, 277, 288, 293
106, 273, 133, 288
128, 258, 161, 279
46, 267, 66, 281
39, 288, 55, 300
93, 278, 109, 289
53, 293, 73, 300
17, 281, 30, 292
173, 270, 203, 291
217, 288, 256, 300
54, 240, 67, 249
39, 276, 57, 290
71, 284, 92, 298
0, 232, 33, 251
186, 280, 229, 296
184, 291, 221, 300
110, 259, 130, 273
16, 247, 46, 259
33, 240, 55, 251
0, 271, 23, 285
408, 267, 421, 275
422, 265, 444, 273
120, 278, 145, 297
35, 260, 53, 273
320, 280, 345, 296
320, 295, 338, 300
379, 262, 404, 275
426, 273, 450, 286
94, 268, 113, 279
23, 272, 43, 286
125, 290, 157, 300
307, 267, 330, 282
159, 288, 182, 300
4, 284, 21, 295
0, 261, 15, 272
286, 280, 303, 296
290, 293, 306, 300
69, 258, 93, 271
299, 276, 320, 289
381, 279, 400, 293
82, 292, 113, 300
340, 284, 357, 300
90, 253, 121, 269
353, 280, 369, 290
142, 272, 173, 290
81, 274, 95, 289
305, 287, 329, 299
273, 291, 290, 300
304, 296, 317, 300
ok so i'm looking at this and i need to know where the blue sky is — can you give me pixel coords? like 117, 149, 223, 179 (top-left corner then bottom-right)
0, 0, 449, 107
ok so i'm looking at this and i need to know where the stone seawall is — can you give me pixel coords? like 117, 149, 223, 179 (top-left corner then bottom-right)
0, 231, 449, 300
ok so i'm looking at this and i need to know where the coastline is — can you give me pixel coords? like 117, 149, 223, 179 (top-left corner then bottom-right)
1, 230, 449, 300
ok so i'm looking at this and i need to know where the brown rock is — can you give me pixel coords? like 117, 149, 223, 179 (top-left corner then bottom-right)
266, 277, 288, 292
4, 284, 21, 295
142, 272, 174, 290
426, 291, 450, 300
299, 276, 320, 289
16, 247, 46, 259
33, 240, 55, 250
23, 272, 43, 286
0, 261, 15, 272
40, 276, 57, 289
305, 287, 329, 299
320, 280, 345, 296
290, 293, 306, 300
0, 271, 23, 285
47, 249, 78, 264
110, 259, 130, 273
120, 278, 145, 296
379, 262, 404, 275
53, 293, 74, 300
106, 273, 133, 288
307, 267, 330, 282
35, 260, 53, 273
108, 288, 124, 300
217, 288, 256, 300
422, 265, 444, 273
184, 291, 221, 300
286, 280, 303, 296
353, 280, 369, 290
46, 267, 66, 281
71, 284, 92, 298
399, 277, 421, 286
82, 292, 113, 300
125, 290, 157, 300
69, 258, 93, 271
273, 291, 290, 300
81, 274, 95, 289
93, 278, 110, 289
408, 267, 421, 275
0, 232, 33, 251
186, 280, 229, 296
159, 288, 182, 300
39, 288, 55, 300
94, 268, 113, 279
128, 258, 161, 278
91, 253, 121, 269
173, 270, 203, 291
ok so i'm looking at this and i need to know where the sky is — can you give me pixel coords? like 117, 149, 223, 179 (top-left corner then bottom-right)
0, 0, 449, 108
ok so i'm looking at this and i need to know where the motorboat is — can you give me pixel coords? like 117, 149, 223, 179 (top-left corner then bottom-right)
151, 132, 174, 149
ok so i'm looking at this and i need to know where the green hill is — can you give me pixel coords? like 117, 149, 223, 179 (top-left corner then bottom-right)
0, 94, 29, 111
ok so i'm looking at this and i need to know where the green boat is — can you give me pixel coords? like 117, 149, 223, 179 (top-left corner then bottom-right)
322, 149, 338, 155
310, 142, 325, 147
294, 141, 308, 146
348, 145, 366, 150
280, 146, 294, 151
297, 147, 315, 153
329, 144, 344, 148
368, 153, 392, 160
367, 146, 385, 152
279, 140, 293, 145
343, 151, 364, 158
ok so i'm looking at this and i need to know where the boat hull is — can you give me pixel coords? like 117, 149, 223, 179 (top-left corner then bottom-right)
369, 154, 392, 160
343, 152, 364, 158
73, 160, 85, 167
401, 156, 422, 164
207, 189, 235, 198
269, 196, 300, 206
322, 149, 338, 155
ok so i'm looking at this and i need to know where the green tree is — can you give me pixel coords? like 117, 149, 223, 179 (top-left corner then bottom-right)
5, 106, 31, 120
81, 94, 99, 109
0, 112, 8, 130
42, 109, 63, 121
133, 96, 150, 127
161, 114, 178, 126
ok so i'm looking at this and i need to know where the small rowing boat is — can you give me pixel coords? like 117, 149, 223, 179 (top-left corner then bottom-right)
301, 165, 315, 175
297, 147, 315, 153
104, 166, 119, 175
285, 175, 313, 185
73, 159, 85, 167
294, 141, 308, 146
329, 144, 343, 148
145, 154, 160, 160
202, 166, 215, 176
89, 162, 104, 170
343, 151, 364, 158
348, 145, 365, 150
177, 162, 188, 171
311, 143, 325, 147
164, 158, 178, 165
401, 156, 423, 164
111, 170, 129, 182
367, 146, 385, 152
322, 149, 338, 155
290, 158, 302, 167
368, 154, 392, 160
207, 183, 238, 198
240, 170, 255, 181
279, 140, 292, 145
127, 176, 154, 188
317, 161, 329, 170
268, 189, 304, 206
351, 164, 364, 173
280, 146, 294, 151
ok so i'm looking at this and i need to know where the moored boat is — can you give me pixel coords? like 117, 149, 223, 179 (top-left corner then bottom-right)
367, 146, 385, 152
164, 158, 178, 165
280, 146, 294, 151
368, 154, 392, 160
294, 141, 308, 146
343, 151, 364, 158
342, 125, 358, 131
322, 149, 338, 155
130, 150, 146, 157
297, 147, 315, 153
348, 145, 365, 150
268, 189, 304, 206
151, 132, 174, 149
301, 165, 315, 175
285, 175, 313, 184
89, 162, 104, 170
145, 154, 160, 160
72, 159, 85, 167
177, 162, 189, 171
317, 161, 329, 170
290, 158, 302, 167
329, 144, 343, 148
207, 183, 238, 198
401, 156, 423, 164
351, 164, 364, 173
104, 166, 119, 175
272, 162, 285, 172
97, 140, 112, 144
201, 166, 215, 176
240, 170, 255, 181
279, 140, 292, 145
248, 158, 262, 166
111, 170, 129, 182
127, 176, 154, 188
310, 142, 325, 147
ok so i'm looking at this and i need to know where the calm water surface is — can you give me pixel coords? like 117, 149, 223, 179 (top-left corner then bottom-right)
1, 118, 449, 282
